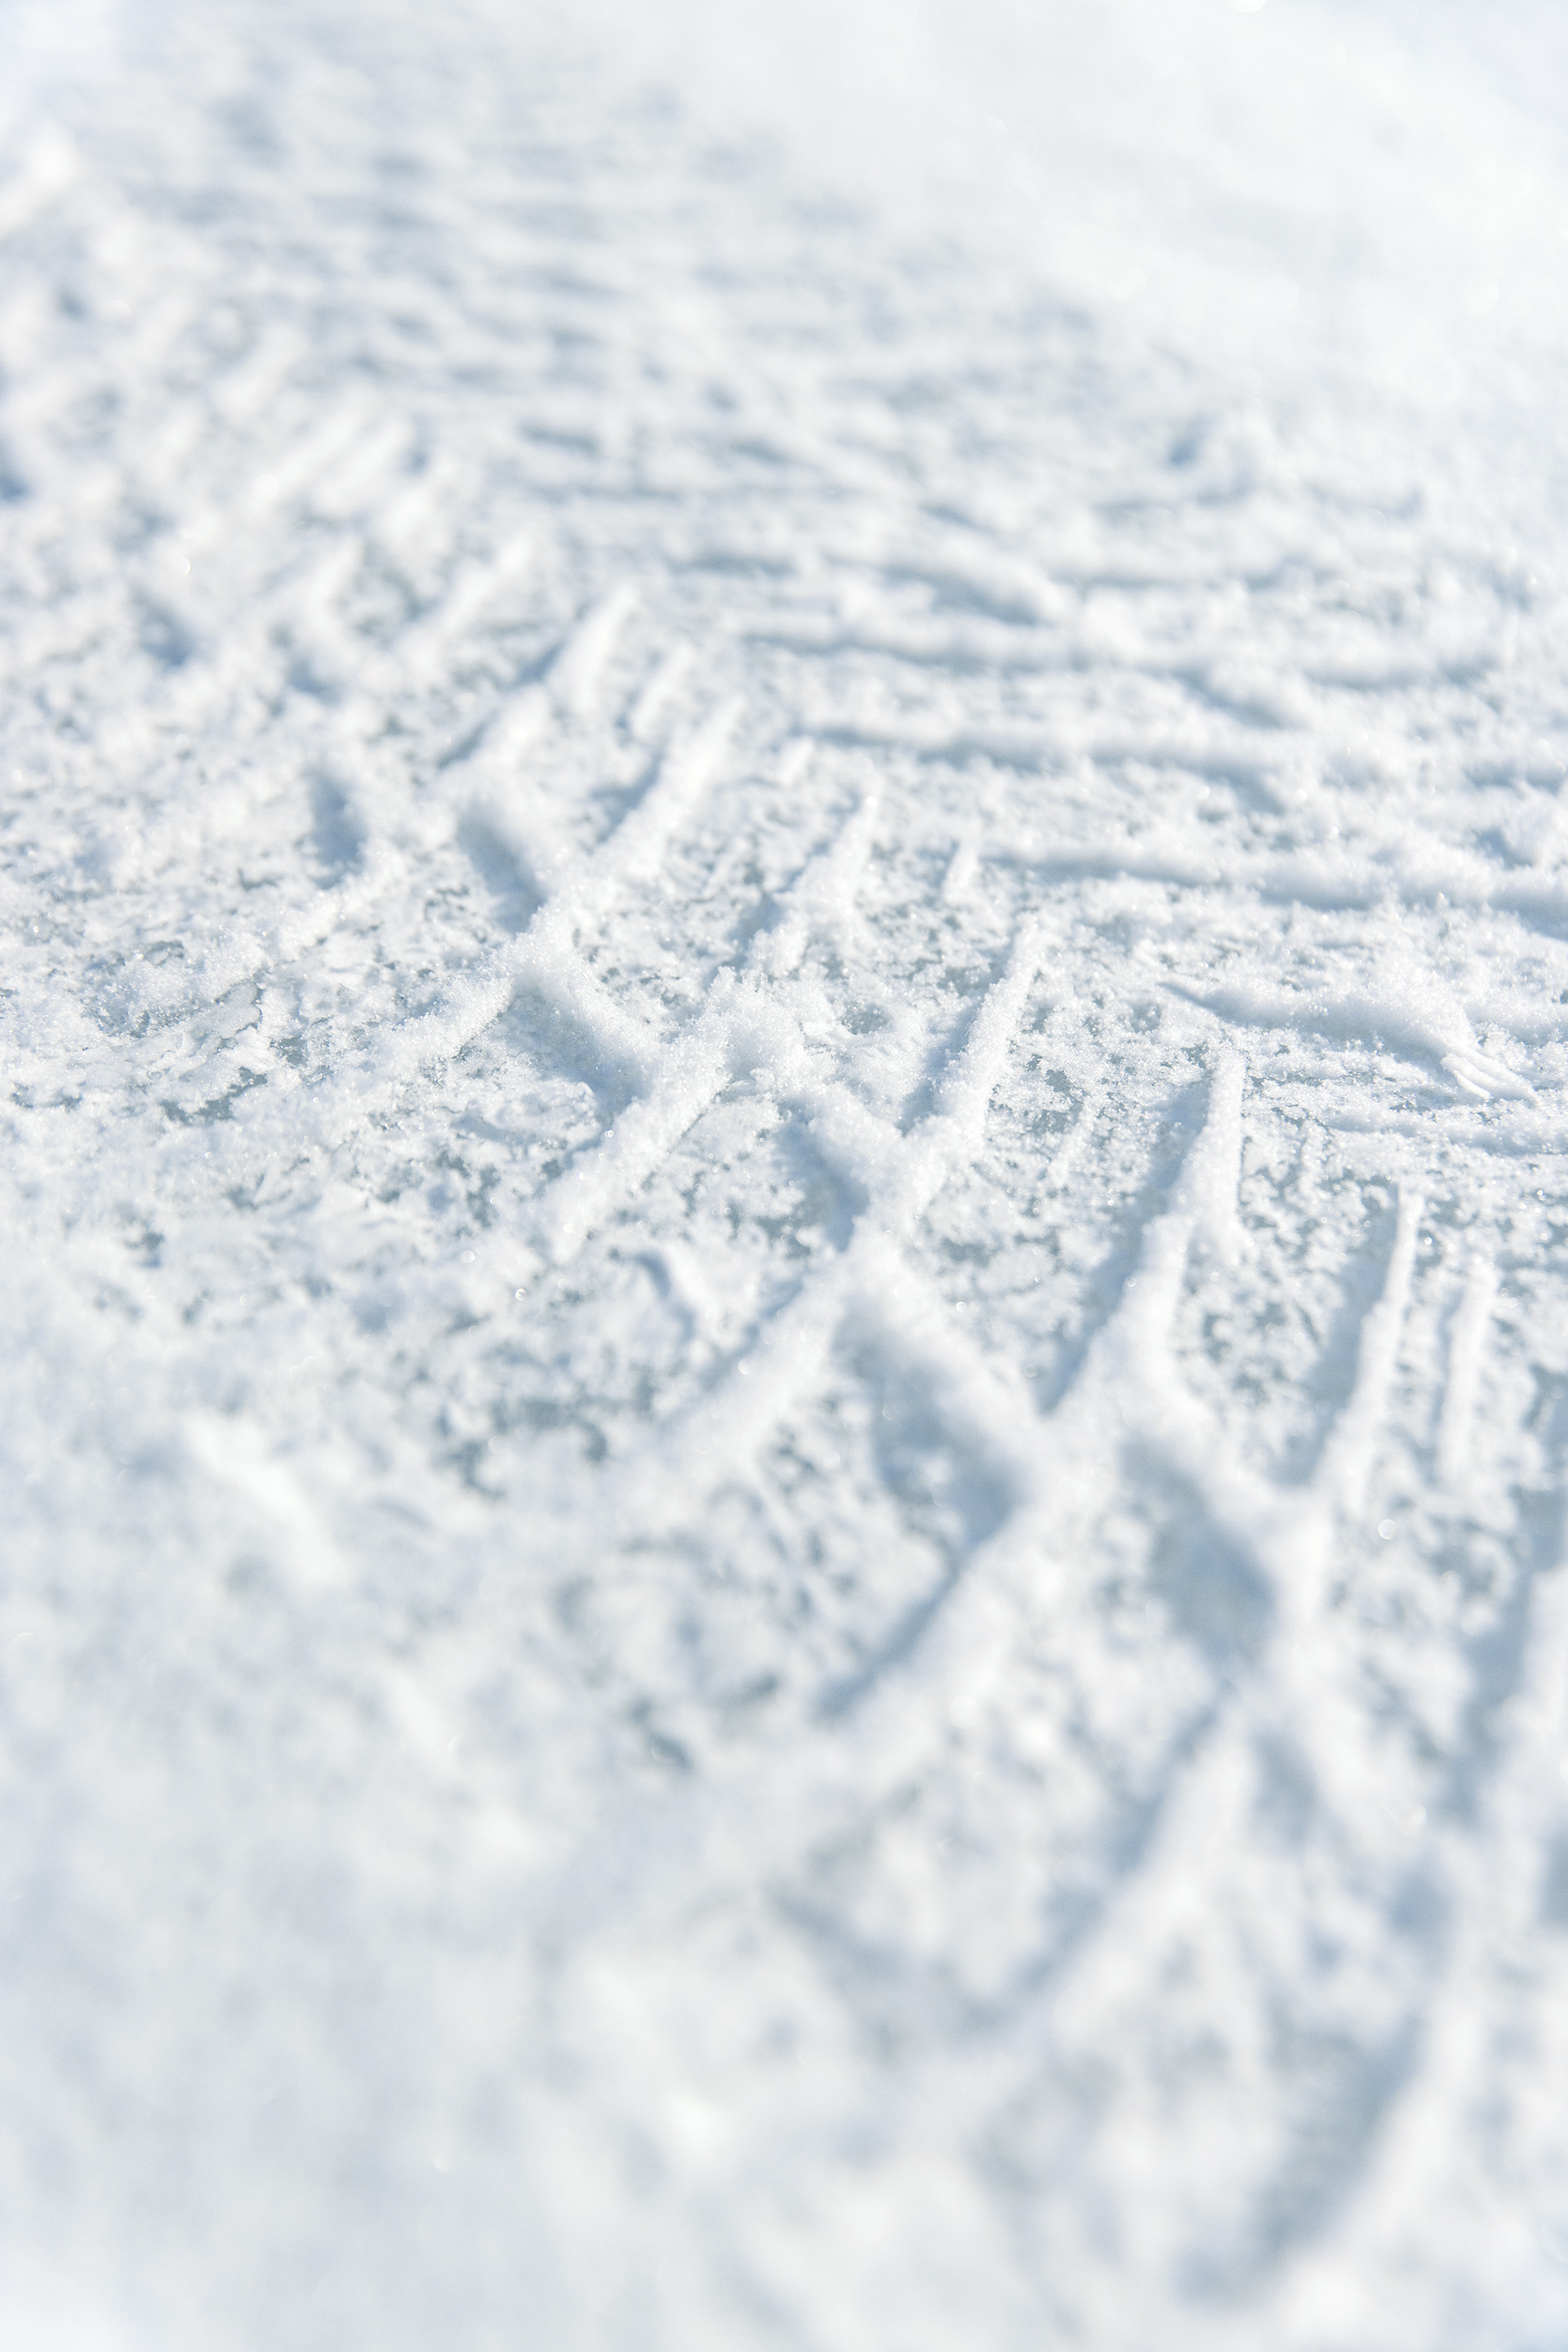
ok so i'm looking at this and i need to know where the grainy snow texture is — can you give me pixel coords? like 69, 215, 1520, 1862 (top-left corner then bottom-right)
4, 0, 1568, 2345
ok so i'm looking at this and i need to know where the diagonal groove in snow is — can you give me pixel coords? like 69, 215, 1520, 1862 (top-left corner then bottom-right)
894, 1143, 1434, 2038
517, 773, 876, 1274
1180, 978, 1535, 1102
746, 784, 880, 981
550, 583, 639, 720
1312, 1184, 1422, 1532
601, 924, 1046, 1541
1437, 1251, 1497, 1494
295, 697, 745, 1135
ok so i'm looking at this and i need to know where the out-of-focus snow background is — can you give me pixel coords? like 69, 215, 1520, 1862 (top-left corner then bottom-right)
3, 1, 1568, 2345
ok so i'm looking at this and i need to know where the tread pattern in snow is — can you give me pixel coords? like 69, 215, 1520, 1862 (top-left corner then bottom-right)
3, 5, 1568, 2346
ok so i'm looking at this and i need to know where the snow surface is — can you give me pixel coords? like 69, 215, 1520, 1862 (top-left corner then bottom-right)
4, 0, 1568, 2344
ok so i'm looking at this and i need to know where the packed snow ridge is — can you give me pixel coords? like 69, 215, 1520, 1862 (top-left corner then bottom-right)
3, 1, 1568, 2345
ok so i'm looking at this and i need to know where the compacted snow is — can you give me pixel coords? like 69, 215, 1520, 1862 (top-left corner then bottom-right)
3, 1, 1568, 2345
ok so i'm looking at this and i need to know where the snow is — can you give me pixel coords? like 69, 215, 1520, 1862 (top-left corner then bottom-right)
2, 0, 1568, 2344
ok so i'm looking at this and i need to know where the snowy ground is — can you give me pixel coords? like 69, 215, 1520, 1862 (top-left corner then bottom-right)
3, 1, 1568, 2345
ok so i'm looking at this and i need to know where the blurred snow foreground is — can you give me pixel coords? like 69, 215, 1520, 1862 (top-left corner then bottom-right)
4, 0, 1568, 2341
